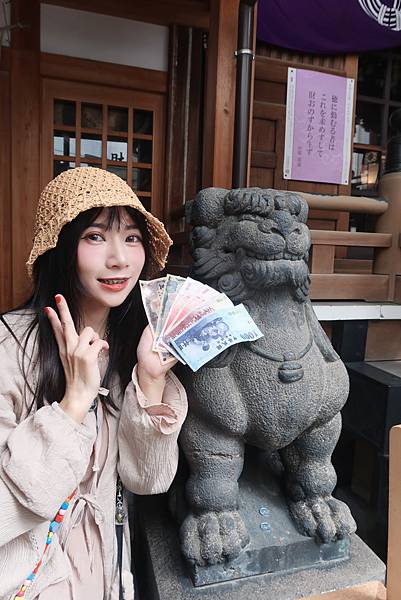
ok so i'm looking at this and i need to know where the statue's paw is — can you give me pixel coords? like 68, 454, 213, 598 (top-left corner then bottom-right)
180, 510, 250, 566
288, 496, 356, 543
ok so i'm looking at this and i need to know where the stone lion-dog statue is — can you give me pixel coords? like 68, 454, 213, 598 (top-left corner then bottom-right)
177, 187, 356, 566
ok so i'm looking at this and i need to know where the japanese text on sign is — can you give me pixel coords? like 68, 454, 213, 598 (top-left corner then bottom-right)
284, 68, 354, 185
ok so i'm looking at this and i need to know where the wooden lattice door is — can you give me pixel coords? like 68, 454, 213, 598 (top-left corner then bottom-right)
41, 79, 165, 218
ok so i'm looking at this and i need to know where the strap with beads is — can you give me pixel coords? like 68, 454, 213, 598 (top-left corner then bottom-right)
13, 490, 76, 599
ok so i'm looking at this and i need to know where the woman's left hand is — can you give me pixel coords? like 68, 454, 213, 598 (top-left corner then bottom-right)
136, 326, 177, 404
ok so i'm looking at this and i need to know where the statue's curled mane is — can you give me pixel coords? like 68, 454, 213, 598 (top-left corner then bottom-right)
187, 188, 311, 303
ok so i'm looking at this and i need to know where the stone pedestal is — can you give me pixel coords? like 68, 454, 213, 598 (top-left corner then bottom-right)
187, 466, 350, 586
133, 465, 385, 600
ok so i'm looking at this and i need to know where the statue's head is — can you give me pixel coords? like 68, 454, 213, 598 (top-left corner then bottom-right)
187, 188, 311, 302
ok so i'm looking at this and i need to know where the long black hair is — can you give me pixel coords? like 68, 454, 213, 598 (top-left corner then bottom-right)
2, 205, 149, 414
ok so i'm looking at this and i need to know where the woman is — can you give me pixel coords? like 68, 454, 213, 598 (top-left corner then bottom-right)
0, 167, 187, 599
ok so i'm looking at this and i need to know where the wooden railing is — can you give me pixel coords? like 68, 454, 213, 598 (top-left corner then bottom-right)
309, 230, 391, 301
168, 192, 401, 302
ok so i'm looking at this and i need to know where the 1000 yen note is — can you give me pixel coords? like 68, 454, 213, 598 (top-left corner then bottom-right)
170, 304, 263, 372
139, 278, 177, 365
153, 274, 185, 351
139, 277, 166, 334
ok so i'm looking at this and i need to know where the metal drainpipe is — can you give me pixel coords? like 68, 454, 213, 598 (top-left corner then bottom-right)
232, 0, 258, 189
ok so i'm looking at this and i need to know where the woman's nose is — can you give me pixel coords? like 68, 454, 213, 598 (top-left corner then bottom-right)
106, 240, 129, 268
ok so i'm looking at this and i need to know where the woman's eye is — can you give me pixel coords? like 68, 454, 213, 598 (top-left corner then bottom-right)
85, 233, 104, 242
126, 235, 142, 243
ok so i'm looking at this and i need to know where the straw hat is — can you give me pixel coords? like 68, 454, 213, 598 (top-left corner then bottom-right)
26, 167, 172, 278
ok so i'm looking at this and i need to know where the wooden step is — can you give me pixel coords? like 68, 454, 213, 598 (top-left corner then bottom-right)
301, 580, 386, 600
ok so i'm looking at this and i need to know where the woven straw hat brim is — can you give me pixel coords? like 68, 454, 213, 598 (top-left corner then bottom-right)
26, 167, 172, 278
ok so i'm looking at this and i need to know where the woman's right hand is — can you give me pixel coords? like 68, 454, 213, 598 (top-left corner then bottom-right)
44, 294, 109, 423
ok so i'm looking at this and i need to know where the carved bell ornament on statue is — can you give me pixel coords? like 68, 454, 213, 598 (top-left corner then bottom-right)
248, 328, 313, 384
278, 353, 304, 383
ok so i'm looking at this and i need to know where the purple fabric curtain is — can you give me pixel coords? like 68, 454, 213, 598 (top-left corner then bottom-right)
257, 0, 401, 54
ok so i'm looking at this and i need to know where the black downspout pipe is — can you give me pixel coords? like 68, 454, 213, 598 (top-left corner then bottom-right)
232, 0, 258, 189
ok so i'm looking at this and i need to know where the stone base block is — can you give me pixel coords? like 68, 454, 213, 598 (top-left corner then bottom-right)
134, 493, 385, 600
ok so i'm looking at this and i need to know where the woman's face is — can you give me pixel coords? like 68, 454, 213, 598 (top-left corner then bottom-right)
76, 207, 145, 312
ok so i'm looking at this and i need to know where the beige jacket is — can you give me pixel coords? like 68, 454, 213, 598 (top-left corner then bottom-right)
0, 312, 188, 600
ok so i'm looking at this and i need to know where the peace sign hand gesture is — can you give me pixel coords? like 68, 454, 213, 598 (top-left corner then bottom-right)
45, 294, 109, 424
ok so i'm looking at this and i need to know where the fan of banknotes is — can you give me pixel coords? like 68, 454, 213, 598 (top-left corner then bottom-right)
139, 275, 263, 372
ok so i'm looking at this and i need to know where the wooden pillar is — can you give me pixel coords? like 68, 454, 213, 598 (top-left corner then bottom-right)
387, 424, 401, 599
374, 172, 401, 301
0, 50, 12, 312
202, 0, 239, 189
10, 0, 40, 305
165, 25, 203, 231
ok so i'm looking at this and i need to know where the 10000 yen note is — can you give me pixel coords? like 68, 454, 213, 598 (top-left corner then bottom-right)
153, 274, 185, 351
170, 303, 263, 372
139, 278, 177, 365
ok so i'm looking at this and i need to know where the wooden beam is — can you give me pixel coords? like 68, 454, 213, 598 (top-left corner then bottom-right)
41, 53, 168, 94
202, 0, 239, 188
311, 230, 392, 248
10, 0, 40, 305
42, 0, 210, 30
255, 56, 350, 84
302, 193, 387, 215
310, 274, 389, 301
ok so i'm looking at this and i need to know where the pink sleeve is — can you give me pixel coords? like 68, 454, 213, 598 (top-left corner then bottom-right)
131, 365, 188, 434
0, 399, 96, 543
117, 366, 188, 495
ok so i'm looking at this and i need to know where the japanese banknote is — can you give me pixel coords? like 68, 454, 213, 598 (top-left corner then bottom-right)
139, 275, 263, 371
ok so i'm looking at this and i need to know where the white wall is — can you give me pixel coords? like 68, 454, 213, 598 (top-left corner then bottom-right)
41, 4, 169, 71
0, 1, 11, 47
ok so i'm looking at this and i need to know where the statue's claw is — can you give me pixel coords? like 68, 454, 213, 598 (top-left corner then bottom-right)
180, 510, 250, 566
288, 496, 356, 543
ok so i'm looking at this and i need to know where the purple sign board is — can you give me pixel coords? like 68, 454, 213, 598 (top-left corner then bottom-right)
284, 68, 354, 185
